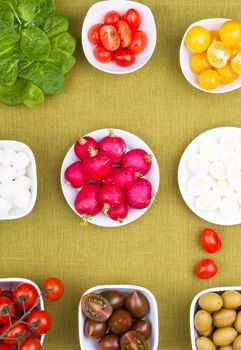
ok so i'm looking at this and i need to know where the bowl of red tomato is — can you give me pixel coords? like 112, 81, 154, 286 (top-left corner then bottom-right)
81, 0, 157, 74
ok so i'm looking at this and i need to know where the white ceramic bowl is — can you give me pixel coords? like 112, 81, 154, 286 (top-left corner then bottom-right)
81, 0, 157, 74
0, 277, 45, 345
180, 18, 241, 94
61, 128, 159, 227
78, 284, 159, 350
190, 286, 241, 350
178, 126, 241, 226
0, 140, 37, 220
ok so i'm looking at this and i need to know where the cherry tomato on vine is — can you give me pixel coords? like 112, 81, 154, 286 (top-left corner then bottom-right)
114, 49, 136, 67
195, 259, 218, 279
116, 20, 132, 48
0, 289, 2, 297
42, 278, 64, 302
88, 24, 102, 45
129, 30, 147, 54
123, 8, 141, 31
20, 337, 41, 350
94, 45, 113, 63
100, 25, 120, 51
0, 345, 11, 350
0, 297, 15, 325
1, 321, 28, 347
13, 283, 38, 310
201, 228, 222, 253
104, 11, 121, 26
27, 310, 52, 335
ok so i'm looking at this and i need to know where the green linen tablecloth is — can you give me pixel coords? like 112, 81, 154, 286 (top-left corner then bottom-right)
1, 0, 241, 349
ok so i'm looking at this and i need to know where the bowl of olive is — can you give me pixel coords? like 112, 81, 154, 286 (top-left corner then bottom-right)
191, 287, 241, 350
78, 284, 159, 350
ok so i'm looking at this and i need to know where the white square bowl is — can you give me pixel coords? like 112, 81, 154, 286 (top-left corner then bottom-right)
0, 277, 45, 345
0, 140, 37, 220
81, 0, 157, 74
190, 286, 241, 350
78, 284, 159, 350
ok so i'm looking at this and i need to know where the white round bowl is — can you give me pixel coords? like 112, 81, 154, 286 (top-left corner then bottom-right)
190, 286, 241, 350
78, 284, 159, 350
0, 277, 45, 345
61, 128, 160, 227
178, 126, 241, 226
81, 0, 157, 74
0, 140, 37, 220
180, 18, 241, 94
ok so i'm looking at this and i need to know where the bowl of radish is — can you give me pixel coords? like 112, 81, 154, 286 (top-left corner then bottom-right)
60, 129, 159, 227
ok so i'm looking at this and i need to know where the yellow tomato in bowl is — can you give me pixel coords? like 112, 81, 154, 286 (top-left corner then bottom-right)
199, 69, 221, 90
219, 20, 241, 47
186, 26, 211, 53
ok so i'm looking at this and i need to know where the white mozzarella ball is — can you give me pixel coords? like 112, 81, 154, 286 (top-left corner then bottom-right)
188, 155, 210, 175
200, 139, 221, 161
15, 167, 26, 178
0, 182, 18, 200
0, 148, 16, 167
12, 152, 30, 169
0, 166, 17, 182
220, 194, 240, 219
227, 168, 241, 191
187, 175, 213, 196
220, 133, 239, 151
0, 197, 12, 214
196, 191, 221, 211
15, 176, 31, 190
213, 179, 234, 197
13, 188, 31, 209
210, 161, 227, 180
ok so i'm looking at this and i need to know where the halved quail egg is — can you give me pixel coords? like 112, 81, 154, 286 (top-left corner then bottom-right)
200, 140, 221, 162
220, 194, 240, 218
196, 191, 221, 211
188, 155, 210, 174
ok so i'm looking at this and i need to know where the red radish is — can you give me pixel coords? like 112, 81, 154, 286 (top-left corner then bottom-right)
101, 169, 118, 185
74, 136, 98, 160
122, 149, 152, 176
107, 203, 129, 223
113, 168, 137, 189
125, 178, 153, 209
99, 184, 124, 209
75, 183, 102, 217
99, 133, 126, 163
83, 149, 112, 182
64, 161, 88, 188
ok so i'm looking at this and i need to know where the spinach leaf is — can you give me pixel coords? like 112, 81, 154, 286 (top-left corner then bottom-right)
20, 27, 51, 60
44, 13, 68, 38
0, 0, 22, 24
0, 32, 20, 57
48, 48, 76, 73
17, 0, 37, 22
31, 0, 55, 27
24, 83, 44, 107
0, 58, 19, 86
50, 32, 76, 54
0, 78, 30, 105
0, 2, 14, 33
19, 61, 64, 95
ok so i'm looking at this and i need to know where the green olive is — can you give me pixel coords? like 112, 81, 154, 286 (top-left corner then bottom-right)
222, 291, 241, 309
219, 346, 233, 350
199, 293, 223, 313
196, 336, 216, 350
213, 309, 236, 328
194, 310, 213, 332
234, 311, 241, 333
233, 335, 241, 350
213, 327, 238, 346
200, 325, 214, 337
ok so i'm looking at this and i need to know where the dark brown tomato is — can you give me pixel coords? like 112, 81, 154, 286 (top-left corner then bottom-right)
81, 293, 113, 322
120, 331, 148, 350
125, 292, 149, 319
132, 320, 151, 339
108, 309, 133, 335
84, 319, 107, 338
98, 334, 120, 350
102, 290, 125, 310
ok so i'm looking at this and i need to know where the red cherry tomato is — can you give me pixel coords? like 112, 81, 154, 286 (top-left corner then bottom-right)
201, 228, 222, 254
104, 11, 121, 25
129, 30, 147, 54
27, 310, 52, 335
0, 289, 2, 297
88, 24, 102, 45
195, 259, 218, 279
94, 45, 113, 63
42, 277, 64, 302
13, 283, 38, 310
1, 321, 28, 346
100, 25, 120, 52
20, 337, 41, 350
123, 8, 141, 31
116, 20, 132, 48
0, 297, 15, 325
0, 345, 11, 350
114, 49, 136, 67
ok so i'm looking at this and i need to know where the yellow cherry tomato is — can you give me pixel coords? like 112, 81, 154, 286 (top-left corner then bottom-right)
199, 69, 221, 90
216, 62, 237, 84
185, 26, 211, 53
207, 41, 231, 68
231, 45, 241, 58
190, 52, 211, 74
231, 50, 241, 74
219, 20, 241, 47
210, 30, 220, 42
